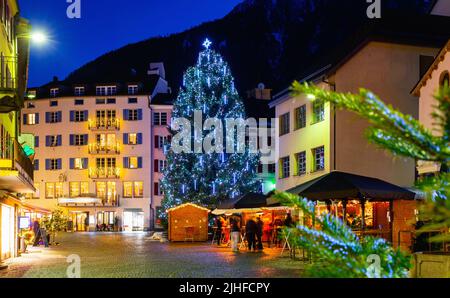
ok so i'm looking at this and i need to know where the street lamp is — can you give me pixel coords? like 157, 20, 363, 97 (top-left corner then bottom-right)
30, 31, 47, 44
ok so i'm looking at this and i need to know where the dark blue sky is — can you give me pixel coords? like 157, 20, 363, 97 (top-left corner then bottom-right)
20, 0, 243, 87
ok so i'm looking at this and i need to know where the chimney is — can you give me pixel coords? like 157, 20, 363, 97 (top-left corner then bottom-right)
247, 83, 272, 100
148, 62, 166, 79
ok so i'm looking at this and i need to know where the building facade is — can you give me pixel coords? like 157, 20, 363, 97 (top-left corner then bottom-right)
412, 39, 450, 176
0, 0, 33, 262
21, 67, 171, 232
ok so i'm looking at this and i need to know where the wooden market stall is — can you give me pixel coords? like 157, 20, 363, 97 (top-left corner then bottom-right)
168, 203, 210, 242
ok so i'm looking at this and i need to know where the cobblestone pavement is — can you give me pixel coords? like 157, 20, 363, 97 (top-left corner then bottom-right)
0, 232, 305, 278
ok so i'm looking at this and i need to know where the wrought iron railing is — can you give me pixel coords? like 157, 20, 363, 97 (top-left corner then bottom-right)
88, 143, 120, 154
89, 167, 120, 179
0, 55, 17, 91
88, 118, 120, 130
0, 137, 34, 182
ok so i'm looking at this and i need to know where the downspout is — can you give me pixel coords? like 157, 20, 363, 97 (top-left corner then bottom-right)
149, 96, 155, 230
322, 79, 337, 171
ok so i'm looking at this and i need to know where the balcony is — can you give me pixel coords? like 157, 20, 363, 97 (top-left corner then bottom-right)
88, 118, 120, 131
0, 138, 34, 193
0, 56, 22, 113
89, 143, 120, 155
89, 167, 121, 179
58, 194, 120, 207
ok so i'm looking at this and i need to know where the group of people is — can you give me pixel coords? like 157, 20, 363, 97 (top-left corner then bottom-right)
214, 212, 294, 252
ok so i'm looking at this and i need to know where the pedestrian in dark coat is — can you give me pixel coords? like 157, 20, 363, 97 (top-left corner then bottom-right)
245, 218, 257, 251
256, 217, 264, 250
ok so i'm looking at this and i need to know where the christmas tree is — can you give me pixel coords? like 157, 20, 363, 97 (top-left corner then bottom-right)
160, 39, 261, 220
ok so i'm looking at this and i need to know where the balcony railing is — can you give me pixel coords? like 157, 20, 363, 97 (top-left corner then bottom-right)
89, 167, 120, 179
58, 194, 120, 207
88, 143, 120, 155
0, 137, 34, 191
0, 55, 22, 113
88, 118, 120, 131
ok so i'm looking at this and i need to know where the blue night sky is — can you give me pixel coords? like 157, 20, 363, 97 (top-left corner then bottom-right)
19, 0, 243, 87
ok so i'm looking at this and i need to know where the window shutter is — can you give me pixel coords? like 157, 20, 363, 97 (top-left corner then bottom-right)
84, 110, 88, 120
45, 112, 50, 123
154, 182, 159, 196
23, 115, 27, 125
57, 135, 62, 146
34, 160, 39, 171
137, 109, 143, 120
138, 157, 143, 168
46, 136, 51, 147
123, 157, 129, 169
70, 111, 75, 122
45, 159, 50, 170
154, 136, 159, 148
123, 109, 129, 121
57, 111, 62, 122
57, 159, 62, 170
137, 133, 142, 144
154, 159, 159, 172
84, 134, 88, 145
69, 134, 74, 146
35, 136, 39, 147
123, 133, 128, 145
83, 158, 89, 169
69, 158, 75, 169
35, 113, 39, 124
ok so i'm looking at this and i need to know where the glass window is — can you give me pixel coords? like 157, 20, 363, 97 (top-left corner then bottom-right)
45, 183, 55, 199
280, 156, 290, 179
74, 135, 87, 146
129, 157, 138, 169
74, 99, 84, 105
50, 89, 59, 98
81, 182, 89, 195
312, 99, 325, 124
27, 113, 36, 125
107, 98, 116, 104
50, 100, 58, 106
74, 111, 85, 122
313, 146, 325, 171
123, 182, 133, 198
96, 98, 106, 105
279, 113, 290, 136
70, 182, 80, 197
49, 158, 59, 170
296, 151, 306, 175
128, 133, 137, 145
128, 109, 139, 121
128, 85, 138, 95
74, 87, 85, 96
128, 98, 138, 104
294, 105, 306, 130
153, 112, 167, 125
134, 182, 143, 197
49, 111, 60, 123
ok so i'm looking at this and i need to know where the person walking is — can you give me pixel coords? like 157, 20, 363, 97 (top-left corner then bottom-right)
32, 220, 40, 246
246, 217, 257, 251
256, 217, 264, 251
230, 216, 241, 252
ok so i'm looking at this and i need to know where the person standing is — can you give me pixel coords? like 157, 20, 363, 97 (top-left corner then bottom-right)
216, 217, 223, 246
256, 217, 264, 251
230, 216, 241, 252
246, 217, 257, 251
32, 220, 40, 246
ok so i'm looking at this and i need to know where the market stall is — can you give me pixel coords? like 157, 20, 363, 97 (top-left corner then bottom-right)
168, 203, 210, 242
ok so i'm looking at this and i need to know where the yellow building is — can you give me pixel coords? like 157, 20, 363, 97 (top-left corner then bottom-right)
0, 0, 33, 263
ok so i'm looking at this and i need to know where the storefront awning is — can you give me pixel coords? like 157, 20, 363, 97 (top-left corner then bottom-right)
286, 171, 416, 201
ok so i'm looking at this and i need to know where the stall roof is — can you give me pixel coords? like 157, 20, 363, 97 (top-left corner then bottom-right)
286, 171, 416, 201
217, 192, 270, 209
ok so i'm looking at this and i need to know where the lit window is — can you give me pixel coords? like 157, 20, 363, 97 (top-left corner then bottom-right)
27, 113, 36, 125
134, 181, 143, 197
74, 158, 86, 169
45, 183, 55, 199
123, 182, 133, 198
313, 146, 325, 171
128, 133, 137, 145
129, 157, 138, 169
312, 99, 325, 124
69, 182, 89, 197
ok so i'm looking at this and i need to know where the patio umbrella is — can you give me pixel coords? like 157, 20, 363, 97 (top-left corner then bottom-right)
287, 171, 416, 201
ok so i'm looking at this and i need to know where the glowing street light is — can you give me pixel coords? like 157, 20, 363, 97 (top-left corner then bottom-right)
30, 31, 47, 44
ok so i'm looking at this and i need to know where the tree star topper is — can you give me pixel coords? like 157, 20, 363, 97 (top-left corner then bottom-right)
203, 38, 212, 49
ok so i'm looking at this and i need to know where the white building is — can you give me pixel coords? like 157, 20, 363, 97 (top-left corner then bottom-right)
21, 66, 171, 231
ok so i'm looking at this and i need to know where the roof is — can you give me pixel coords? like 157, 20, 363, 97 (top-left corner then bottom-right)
286, 171, 416, 201
411, 39, 450, 96
28, 75, 161, 100
217, 192, 269, 209
167, 203, 210, 212
270, 13, 450, 108
151, 92, 174, 105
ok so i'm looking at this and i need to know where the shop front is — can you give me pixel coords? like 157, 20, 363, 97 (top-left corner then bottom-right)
1, 203, 15, 261
123, 209, 144, 232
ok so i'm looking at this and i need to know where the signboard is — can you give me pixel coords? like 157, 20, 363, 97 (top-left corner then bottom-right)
18, 216, 31, 229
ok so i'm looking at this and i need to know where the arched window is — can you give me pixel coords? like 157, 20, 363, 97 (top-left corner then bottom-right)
439, 71, 450, 87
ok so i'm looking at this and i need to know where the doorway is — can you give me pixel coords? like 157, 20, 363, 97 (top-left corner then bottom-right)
71, 212, 89, 232
1, 204, 15, 260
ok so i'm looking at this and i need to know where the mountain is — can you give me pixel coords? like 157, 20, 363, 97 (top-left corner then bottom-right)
63, 0, 435, 94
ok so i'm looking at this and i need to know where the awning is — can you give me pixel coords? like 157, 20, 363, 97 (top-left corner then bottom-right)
286, 171, 416, 201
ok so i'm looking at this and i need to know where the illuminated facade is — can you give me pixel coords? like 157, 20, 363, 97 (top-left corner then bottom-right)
21, 66, 171, 231
0, 0, 33, 262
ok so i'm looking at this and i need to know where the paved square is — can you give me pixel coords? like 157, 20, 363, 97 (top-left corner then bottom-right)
0, 232, 304, 278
